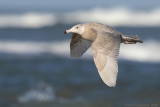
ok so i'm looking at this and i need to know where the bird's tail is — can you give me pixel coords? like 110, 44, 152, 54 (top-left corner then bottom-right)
121, 35, 143, 44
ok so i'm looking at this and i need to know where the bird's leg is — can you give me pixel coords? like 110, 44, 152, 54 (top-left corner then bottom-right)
121, 35, 143, 44
123, 41, 137, 44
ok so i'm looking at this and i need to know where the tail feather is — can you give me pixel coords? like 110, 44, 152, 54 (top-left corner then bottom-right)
130, 35, 143, 43
121, 35, 143, 44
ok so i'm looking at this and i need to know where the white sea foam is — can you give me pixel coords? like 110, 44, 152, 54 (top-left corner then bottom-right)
0, 13, 56, 28
0, 40, 70, 57
0, 7, 160, 28
18, 82, 55, 103
0, 40, 160, 63
63, 8, 160, 27
119, 40, 160, 62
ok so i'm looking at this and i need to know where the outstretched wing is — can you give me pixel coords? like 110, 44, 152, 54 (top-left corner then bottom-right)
70, 33, 91, 57
92, 32, 121, 87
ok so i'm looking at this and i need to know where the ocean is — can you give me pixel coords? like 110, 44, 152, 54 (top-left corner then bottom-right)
0, 7, 160, 107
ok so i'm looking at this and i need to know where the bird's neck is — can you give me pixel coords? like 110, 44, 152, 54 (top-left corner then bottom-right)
82, 27, 97, 42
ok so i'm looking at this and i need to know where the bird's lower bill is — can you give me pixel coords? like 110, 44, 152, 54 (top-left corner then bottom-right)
64, 30, 71, 34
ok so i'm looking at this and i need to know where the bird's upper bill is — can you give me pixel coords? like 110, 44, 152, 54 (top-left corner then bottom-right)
64, 29, 71, 34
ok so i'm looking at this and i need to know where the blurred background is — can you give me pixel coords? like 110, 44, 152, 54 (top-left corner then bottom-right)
0, 0, 160, 107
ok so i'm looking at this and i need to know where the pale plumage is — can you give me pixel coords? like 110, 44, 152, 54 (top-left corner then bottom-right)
92, 32, 121, 86
65, 23, 143, 87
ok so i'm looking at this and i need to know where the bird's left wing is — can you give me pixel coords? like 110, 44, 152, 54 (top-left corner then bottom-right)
70, 33, 91, 57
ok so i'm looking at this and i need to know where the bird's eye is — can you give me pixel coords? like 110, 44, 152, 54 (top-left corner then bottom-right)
76, 27, 79, 29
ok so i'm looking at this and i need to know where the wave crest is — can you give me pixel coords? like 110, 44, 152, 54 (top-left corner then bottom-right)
0, 8, 160, 28
0, 13, 56, 28
18, 82, 55, 103
0, 40, 160, 63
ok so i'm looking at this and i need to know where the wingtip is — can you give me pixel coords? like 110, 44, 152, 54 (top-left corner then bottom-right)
107, 83, 116, 87
99, 73, 117, 87
103, 80, 116, 87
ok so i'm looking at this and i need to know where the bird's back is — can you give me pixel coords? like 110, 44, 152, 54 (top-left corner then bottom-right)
85, 23, 121, 36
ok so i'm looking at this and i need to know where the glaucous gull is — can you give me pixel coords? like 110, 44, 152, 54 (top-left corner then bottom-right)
65, 23, 143, 87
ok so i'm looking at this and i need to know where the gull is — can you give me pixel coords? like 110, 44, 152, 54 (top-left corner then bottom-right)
64, 23, 143, 87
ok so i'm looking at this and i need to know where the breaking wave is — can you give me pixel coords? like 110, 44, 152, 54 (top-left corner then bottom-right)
0, 40, 70, 57
0, 13, 57, 28
0, 40, 160, 63
0, 7, 160, 28
18, 82, 55, 103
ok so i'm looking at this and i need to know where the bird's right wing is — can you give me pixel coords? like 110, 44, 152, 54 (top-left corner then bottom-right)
70, 33, 91, 57
91, 32, 121, 87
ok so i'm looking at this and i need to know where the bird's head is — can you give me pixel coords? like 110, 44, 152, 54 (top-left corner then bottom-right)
64, 24, 85, 35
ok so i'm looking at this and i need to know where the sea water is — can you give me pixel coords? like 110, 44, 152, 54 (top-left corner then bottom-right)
0, 8, 160, 107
